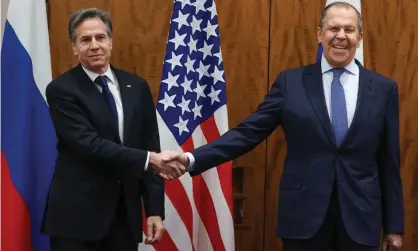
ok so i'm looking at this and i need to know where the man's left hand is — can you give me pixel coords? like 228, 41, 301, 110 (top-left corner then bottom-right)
381, 233, 402, 251
144, 216, 165, 244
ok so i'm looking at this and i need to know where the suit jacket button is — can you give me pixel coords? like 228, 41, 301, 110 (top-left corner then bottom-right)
117, 180, 121, 184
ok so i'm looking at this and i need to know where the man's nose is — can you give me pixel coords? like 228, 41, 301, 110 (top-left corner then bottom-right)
90, 38, 99, 49
336, 29, 346, 39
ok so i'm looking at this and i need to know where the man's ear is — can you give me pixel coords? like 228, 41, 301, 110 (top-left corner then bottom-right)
72, 42, 77, 56
317, 27, 322, 43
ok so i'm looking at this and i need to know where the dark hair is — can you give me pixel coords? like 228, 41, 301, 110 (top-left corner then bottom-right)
68, 8, 112, 42
319, 1, 363, 33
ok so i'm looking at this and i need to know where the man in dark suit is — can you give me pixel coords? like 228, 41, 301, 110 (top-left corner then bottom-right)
161, 2, 404, 251
41, 8, 184, 251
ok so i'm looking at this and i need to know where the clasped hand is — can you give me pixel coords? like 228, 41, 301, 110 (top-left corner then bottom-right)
149, 150, 189, 180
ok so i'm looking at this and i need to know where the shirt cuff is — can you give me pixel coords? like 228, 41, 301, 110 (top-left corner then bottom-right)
184, 152, 195, 170
144, 151, 150, 170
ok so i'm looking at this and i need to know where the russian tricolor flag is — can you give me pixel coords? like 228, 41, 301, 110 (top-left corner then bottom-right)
317, 0, 363, 64
1, 0, 56, 250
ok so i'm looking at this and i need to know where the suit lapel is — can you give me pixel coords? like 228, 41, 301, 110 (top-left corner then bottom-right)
112, 66, 135, 144
341, 62, 374, 146
303, 62, 336, 145
72, 64, 121, 143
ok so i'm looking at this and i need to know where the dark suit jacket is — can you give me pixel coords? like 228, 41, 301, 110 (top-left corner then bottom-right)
41, 64, 164, 242
188, 60, 404, 246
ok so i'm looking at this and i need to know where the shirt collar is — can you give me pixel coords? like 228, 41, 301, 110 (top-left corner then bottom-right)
81, 65, 116, 85
321, 54, 359, 76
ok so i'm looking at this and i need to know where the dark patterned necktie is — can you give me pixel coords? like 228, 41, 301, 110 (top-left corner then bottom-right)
94, 75, 119, 134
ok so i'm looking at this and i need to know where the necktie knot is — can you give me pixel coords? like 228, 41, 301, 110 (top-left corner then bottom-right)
332, 68, 345, 80
95, 75, 108, 88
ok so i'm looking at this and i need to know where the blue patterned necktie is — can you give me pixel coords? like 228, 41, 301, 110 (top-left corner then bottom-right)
331, 68, 347, 146
94, 75, 119, 134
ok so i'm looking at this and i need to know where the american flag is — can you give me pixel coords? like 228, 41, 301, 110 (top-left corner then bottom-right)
138, 0, 235, 250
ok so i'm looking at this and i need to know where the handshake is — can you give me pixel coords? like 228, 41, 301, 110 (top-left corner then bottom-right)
148, 150, 189, 180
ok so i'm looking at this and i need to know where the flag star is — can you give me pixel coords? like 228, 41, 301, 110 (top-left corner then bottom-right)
181, 76, 193, 95
193, 82, 207, 101
190, 16, 202, 35
196, 61, 210, 80
211, 65, 225, 84
173, 10, 190, 30
169, 30, 187, 50
198, 41, 213, 60
213, 51, 223, 65
174, 116, 190, 135
176, 0, 192, 9
188, 37, 198, 54
166, 52, 183, 71
203, 22, 218, 40
208, 86, 222, 105
192, 101, 203, 119
207, 2, 218, 20
193, 0, 207, 15
184, 55, 195, 75
177, 96, 191, 115
158, 92, 176, 111
161, 72, 180, 91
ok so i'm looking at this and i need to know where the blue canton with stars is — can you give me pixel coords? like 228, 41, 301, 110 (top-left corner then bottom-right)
157, 0, 227, 145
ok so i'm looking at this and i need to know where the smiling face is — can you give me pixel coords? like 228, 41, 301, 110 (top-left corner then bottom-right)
317, 5, 362, 68
72, 17, 112, 74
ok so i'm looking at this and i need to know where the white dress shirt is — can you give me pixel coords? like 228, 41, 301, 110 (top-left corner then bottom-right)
82, 65, 150, 170
321, 55, 359, 127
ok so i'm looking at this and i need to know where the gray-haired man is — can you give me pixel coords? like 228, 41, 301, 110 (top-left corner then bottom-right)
41, 8, 184, 251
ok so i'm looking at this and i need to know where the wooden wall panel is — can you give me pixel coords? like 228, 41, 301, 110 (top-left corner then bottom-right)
214, 0, 270, 250
47, 0, 270, 250
362, 1, 418, 250
265, 1, 326, 250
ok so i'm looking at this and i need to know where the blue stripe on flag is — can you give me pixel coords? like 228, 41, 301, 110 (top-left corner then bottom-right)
316, 42, 323, 62
1, 20, 57, 251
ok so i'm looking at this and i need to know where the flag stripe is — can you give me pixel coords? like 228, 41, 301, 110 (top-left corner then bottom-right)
1, 19, 56, 251
6, 0, 52, 100
1, 152, 34, 251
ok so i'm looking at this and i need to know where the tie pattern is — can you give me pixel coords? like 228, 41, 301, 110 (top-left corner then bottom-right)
331, 68, 347, 146
95, 75, 119, 135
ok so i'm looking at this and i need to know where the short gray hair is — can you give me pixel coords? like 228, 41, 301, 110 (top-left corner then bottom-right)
68, 8, 113, 42
319, 1, 363, 33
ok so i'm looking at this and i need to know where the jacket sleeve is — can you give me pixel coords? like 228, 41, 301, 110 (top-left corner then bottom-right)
377, 81, 404, 234
46, 81, 148, 178
189, 71, 287, 176
138, 81, 165, 219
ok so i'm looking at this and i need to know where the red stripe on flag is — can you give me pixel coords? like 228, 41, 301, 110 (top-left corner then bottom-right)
162, 179, 195, 251
142, 210, 178, 251
181, 137, 226, 251
200, 115, 233, 214
1, 151, 34, 251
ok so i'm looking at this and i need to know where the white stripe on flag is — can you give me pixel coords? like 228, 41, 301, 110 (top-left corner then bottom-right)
214, 105, 229, 135
7, 0, 52, 100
